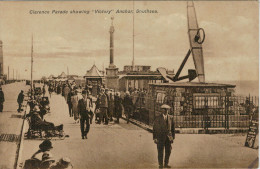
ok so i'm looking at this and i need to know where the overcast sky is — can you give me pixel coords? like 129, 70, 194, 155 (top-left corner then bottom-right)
0, 1, 258, 81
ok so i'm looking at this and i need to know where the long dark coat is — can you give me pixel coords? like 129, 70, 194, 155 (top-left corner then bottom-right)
153, 114, 175, 144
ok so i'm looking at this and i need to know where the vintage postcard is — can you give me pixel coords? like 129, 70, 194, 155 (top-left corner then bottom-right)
0, 1, 258, 169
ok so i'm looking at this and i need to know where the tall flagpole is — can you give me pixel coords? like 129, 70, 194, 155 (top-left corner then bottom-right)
31, 35, 33, 97
132, 0, 135, 71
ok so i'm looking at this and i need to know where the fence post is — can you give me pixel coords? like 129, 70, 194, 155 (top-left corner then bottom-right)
204, 96, 209, 133
225, 96, 227, 130
227, 95, 229, 130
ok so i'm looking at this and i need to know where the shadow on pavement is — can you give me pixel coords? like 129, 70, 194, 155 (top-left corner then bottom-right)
10, 114, 23, 118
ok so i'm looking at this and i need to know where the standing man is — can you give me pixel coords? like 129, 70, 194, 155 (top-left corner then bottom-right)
105, 89, 111, 121
17, 90, 24, 112
67, 90, 73, 117
78, 90, 93, 139
123, 91, 133, 124
0, 87, 4, 112
153, 104, 175, 169
114, 92, 122, 123
63, 84, 70, 102
48, 84, 53, 98
42, 85, 46, 97
108, 90, 114, 122
97, 88, 108, 125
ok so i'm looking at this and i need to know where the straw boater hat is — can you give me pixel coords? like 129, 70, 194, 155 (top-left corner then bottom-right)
161, 104, 171, 109
41, 152, 55, 163
33, 106, 40, 112
58, 157, 73, 169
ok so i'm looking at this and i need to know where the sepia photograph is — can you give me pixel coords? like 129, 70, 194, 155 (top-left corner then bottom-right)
0, 0, 258, 169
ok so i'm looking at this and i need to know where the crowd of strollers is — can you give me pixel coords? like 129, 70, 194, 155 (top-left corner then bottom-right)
47, 81, 148, 125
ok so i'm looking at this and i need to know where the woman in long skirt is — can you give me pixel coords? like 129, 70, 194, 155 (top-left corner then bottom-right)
71, 91, 79, 123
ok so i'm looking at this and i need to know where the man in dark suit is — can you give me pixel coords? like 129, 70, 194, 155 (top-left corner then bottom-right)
0, 87, 4, 112
17, 90, 24, 112
153, 104, 175, 168
123, 91, 133, 124
97, 88, 108, 125
78, 90, 93, 139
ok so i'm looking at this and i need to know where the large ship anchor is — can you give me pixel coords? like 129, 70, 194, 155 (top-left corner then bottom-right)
157, 1, 206, 83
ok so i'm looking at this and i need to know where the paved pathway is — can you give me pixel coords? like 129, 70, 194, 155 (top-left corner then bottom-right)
20, 92, 258, 169
0, 82, 29, 169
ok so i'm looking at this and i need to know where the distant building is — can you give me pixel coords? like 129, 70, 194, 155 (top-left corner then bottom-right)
58, 72, 67, 79
123, 65, 151, 72
84, 64, 104, 97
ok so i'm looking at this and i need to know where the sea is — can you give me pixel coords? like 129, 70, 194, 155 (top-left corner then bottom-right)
211, 80, 259, 97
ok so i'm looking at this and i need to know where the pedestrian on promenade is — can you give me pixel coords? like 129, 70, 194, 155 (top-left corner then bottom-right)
153, 104, 175, 169
114, 92, 122, 123
71, 91, 79, 123
57, 84, 61, 95
108, 90, 114, 122
63, 84, 70, 102
67, 90, 73, 117
42, 85, 46, 97
78, 90, 93, 139
95, 93, 101, 124
98, 88, 108, 125
105, 89, 111, 121
0, 87, 4, 112
48, 85, 53, 98
123, 91, 133, 124
17, 90, 24, 112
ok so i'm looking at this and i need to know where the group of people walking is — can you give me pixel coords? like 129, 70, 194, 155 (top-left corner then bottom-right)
48, 82, 93, 140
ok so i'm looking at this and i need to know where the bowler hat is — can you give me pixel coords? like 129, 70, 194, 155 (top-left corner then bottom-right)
39, 140, 53, 151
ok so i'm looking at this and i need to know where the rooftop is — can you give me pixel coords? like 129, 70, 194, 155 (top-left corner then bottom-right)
84, 64, 104, 78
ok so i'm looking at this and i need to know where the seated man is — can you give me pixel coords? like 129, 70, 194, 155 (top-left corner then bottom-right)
24, 140, 54, 169
27, 106, 63, 131
39, 152, 55, 169
38, 98, 50, 119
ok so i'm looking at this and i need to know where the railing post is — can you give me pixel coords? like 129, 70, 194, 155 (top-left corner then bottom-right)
227, 95, 229, 130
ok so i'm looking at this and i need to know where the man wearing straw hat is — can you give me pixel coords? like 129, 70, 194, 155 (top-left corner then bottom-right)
153, 104, 175, 169
51, 157, 73, 169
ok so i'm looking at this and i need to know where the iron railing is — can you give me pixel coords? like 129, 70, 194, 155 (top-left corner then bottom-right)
130, 94, 258, 129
